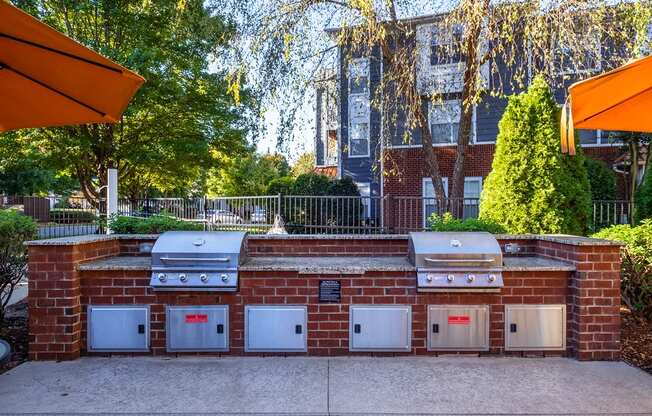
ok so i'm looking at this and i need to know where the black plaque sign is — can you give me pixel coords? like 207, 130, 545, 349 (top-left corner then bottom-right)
319, 280, 341, 303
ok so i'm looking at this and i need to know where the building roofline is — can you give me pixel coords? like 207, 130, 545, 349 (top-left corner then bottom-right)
324, 12, 445, 35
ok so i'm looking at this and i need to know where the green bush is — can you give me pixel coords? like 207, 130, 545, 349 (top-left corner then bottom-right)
290, 173, 331, 195
593, 220, 652, 318
585, 157, 616, 201
0, 209, 37, 322
635, 161, 652, 223
49, 208, 97, 224
428, 213, 506, 234
479, 76, 592, 235
266, 176, 295, 195
109, 215, 203, 234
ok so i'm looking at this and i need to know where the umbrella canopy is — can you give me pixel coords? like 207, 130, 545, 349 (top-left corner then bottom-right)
561, 55, 652, 155
0, 1, 145, 133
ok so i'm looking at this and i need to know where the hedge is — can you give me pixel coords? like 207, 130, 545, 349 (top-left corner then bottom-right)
593, 220, 652, 318
49, 208, 97, 224
109, 215, 203, 234
428, 213, 506, 234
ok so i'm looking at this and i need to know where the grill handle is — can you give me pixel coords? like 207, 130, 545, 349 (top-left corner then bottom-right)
424, 257, 495, 264
160, 256, 230, 263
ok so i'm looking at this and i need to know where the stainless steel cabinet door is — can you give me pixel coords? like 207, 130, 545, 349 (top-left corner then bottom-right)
349, 305, 412, 352
245, 305, 307, 352
428, 305, 489, 351
87, 305, 149, 352
166, 306, 229, 352
505, 305, 566, 351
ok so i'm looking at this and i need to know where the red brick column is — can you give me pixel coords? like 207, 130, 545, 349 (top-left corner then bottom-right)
27, 238, 119, 360
536, 239, 621, 361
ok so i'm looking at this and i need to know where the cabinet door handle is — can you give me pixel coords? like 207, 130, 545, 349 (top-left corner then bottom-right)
432, 323, 439, 333
217, 324, 224, 334
354, 324, 361, 334
138, 324, 145, 334
510, 323, 517, 333
295, 325, 302, 334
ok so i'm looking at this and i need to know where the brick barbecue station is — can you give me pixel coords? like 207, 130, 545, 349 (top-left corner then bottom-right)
26, 233, 622, 361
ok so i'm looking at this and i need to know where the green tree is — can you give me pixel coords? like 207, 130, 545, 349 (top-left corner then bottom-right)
635, 160, 652, 223
291, 153, 315, 177
266, 176, 295, 195
584, 157, 616, 201
207, 152, 289, 196
479, 76, 592, 235
290, 173, 331, 195
11, 0, 253, 202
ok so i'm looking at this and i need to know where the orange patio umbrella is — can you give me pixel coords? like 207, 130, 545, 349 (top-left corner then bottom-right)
561, 55, 652, 155
0, 0, 145, 133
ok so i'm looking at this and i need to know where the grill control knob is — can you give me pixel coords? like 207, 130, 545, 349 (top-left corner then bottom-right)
467, 274, 476, 283
221, 274, 229, 282
200, 274, 208, 283
426, 274, 433, 282
157, 273, 167, 282
488, 274, 496, 283
179, 274, 188, 283
447, 274, 455, 282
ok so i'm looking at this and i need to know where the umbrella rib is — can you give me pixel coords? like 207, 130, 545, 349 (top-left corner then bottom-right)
0, 32, 122, 75
0, 62, 107, 118
578, 84, 652, 125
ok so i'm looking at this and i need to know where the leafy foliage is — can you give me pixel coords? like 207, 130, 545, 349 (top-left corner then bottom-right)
266, 176, 295, 195
635, 161, 652, 223
593, 220, 652, 318
109, 215, 202, 234
207, 153, 290, 196
291, 153, 316, 177
479, 77, 592, 235
0, 209, 37, 323
585, 157, 617, 201
428, 213, 506, 234
290, 173, 331, 195
11, 0, 254, 201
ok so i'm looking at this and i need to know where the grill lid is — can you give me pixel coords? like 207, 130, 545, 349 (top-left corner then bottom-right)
408, 232, 502, 269
150, 231, 247, 292
408, 232, 504, 292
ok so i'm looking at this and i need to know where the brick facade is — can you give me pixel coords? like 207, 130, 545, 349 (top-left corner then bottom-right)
26, 235, 622, 361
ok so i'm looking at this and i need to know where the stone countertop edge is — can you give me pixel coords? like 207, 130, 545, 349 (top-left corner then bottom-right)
27, 233, 621, 247
77, 255, 576, 273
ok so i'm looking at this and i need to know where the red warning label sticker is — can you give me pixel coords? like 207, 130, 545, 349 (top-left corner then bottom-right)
448, 315, 471, 325
185, 314, 208, 323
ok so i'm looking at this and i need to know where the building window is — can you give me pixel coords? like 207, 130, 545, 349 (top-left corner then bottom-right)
348, 58, 370, 158
348, 59, 369, 94
422, 177, 448, 228
422, 177, 483, 226
430, 23, 464, 66
429, 100, 461, 145
463, 177, 482, 219
325, 130, 338, 166
580, 130, 622, 146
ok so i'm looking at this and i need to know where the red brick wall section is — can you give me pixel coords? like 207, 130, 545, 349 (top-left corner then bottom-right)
27, 239, 120, 360
78, 269, 568, 356
26, 235, 622, 361
247, 237, 408, 257
534, 239, 621, 361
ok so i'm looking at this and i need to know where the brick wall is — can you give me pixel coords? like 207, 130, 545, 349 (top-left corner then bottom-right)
78, 269, 568, 356
27, 239, 120, 360
26, 234, 622, 361
383, 145, 623, 198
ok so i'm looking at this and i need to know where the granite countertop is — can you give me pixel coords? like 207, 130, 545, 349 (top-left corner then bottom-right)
77, 255, 575, 273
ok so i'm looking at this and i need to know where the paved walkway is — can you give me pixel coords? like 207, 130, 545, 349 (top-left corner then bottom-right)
1, 356, 652, 415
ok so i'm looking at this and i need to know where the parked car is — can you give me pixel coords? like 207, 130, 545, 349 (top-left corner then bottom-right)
199, 209, 243, 224
250, 207, 267, 224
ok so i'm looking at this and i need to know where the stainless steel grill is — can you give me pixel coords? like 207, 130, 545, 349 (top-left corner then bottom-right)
150, 231, 246, 291
408, 232, 503, 292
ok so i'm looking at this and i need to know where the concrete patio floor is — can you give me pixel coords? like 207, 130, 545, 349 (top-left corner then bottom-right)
1, 356, 652, 415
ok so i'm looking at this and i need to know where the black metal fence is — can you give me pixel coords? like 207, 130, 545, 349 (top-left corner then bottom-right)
1, 194, 637, 237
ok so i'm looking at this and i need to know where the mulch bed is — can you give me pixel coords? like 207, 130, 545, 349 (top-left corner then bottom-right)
621, 307, 652, 374
1, 301, 651, 375
0, 299, 28, 374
